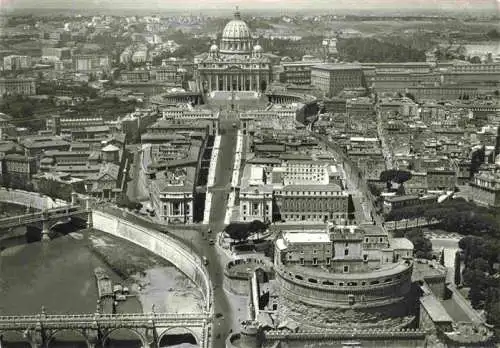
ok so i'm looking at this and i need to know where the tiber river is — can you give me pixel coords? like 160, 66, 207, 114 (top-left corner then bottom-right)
0, 203, 203, 348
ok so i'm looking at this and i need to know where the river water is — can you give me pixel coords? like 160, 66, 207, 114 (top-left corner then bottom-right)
0, 203, 203, 347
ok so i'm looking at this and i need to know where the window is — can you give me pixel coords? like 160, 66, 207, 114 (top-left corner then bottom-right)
344, 249, 349, 256
300, 258, 304, 265
313, 249, 317, 254
363, 254, 368, 261
313, 258, 318, 265
343, 265, 349, 273
326, 257, 331, 265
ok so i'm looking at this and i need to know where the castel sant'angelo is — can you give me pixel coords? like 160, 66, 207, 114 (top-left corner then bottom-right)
274, 223, 415, 331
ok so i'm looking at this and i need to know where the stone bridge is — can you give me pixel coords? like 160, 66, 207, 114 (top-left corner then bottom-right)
0, 205, 88, 230
0, 193, 214, 347
0, 312, 211, 348
0, 190, 92, 239
91, 210, 213, 346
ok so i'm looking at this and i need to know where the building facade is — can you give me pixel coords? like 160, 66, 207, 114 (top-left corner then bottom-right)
0, 78, 36, 97
3, 55, 30, 71
196, 9, 272, 92
311, 64, 365, 97
149, 167, 195, 224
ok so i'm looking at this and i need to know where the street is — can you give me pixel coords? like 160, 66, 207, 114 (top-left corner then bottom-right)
205, 112, 239, 345
116, 111, 240, 346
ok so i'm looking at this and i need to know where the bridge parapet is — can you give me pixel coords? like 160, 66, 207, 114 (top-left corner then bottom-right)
0, 188, 68, 210
0, 312, 211, 347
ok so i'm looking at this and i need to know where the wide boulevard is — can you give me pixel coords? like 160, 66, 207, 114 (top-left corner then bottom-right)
106, 108, 239, 347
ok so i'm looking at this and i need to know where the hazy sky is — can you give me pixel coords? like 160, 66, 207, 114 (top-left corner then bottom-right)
0, 0, 499, 12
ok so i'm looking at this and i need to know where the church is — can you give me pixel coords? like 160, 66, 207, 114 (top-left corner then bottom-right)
196, 8, 272, 93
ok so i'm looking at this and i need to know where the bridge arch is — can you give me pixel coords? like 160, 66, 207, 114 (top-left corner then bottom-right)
47, 329, 89, 348
102, 328, 147, 348
157, 327, 200, 347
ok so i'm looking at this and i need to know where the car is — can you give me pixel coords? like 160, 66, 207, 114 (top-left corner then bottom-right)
209, 239, 215, 245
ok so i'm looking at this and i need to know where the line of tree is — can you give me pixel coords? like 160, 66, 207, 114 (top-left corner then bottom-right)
394, 228, 433, 259
224, 220, 268, 242
458, 235, 500, 333
385, 198, 500, 238
337, 38, 426, 62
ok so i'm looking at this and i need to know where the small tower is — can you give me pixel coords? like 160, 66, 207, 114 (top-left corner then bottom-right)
101, 144, 120, 164
209, 41, 219, 58
51, 115, 61, 135
253, 43, 263, 58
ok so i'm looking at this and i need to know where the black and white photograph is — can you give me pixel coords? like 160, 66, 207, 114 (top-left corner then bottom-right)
0, 0, 499, 346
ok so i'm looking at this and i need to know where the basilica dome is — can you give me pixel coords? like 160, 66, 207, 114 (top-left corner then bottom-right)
222, 18, 251, 41
219, 8, 253, 55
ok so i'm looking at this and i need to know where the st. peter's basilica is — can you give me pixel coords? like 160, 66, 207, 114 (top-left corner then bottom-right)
196, 8, 272, 93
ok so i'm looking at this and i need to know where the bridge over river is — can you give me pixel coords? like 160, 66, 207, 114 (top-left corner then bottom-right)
0, 312, 210, 347
0, 192, 92, 240
0, 190, 215, 347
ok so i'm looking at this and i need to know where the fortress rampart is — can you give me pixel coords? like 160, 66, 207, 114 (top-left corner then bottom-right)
275, 260, 415, 330
223, 258, 272, 295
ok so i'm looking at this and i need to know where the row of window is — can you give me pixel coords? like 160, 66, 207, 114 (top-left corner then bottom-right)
289, 271, 403, 287
281, 213, 344, 221
276, 191, 344, 196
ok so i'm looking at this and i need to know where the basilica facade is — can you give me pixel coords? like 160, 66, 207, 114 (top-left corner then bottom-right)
196, 9, 272, 93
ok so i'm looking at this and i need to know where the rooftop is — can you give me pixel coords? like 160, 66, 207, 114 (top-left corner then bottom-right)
282, 184, 342, 192
282, 231, 331, 244
390, 238, 414, 250
312, 63, 362, 71
420, 294, 453, 323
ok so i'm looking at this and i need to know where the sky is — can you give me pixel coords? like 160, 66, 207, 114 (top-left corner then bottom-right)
0, 0, 498, 12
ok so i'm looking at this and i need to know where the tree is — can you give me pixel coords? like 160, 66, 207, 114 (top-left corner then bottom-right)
470, 146, 485, 178
368, 182, 382, 196
379, 169, 412, 184
459, 236, 486, 265
249, 220, 267, 233
439, 248, 445, 266
463, 267, 489, 308
454, 251, 462, 285
485, 286, 500, 326
405, 229, 432, 259
225, 223, 251, 242
469, 56, 482, 64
